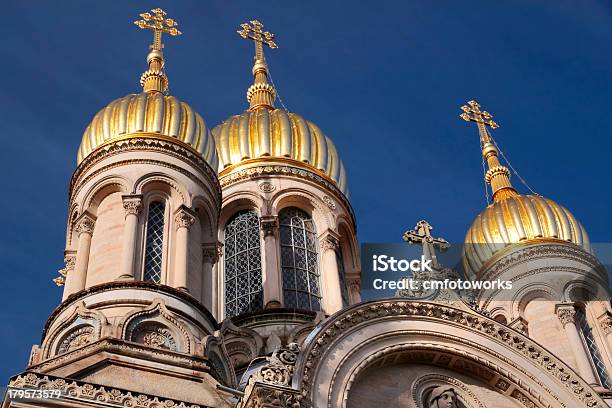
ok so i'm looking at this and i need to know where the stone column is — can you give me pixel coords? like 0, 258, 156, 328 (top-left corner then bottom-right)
174, 206, 196, 292
261, 216, 281, 308
319, 231, 343, 314
63, 213, 96, 300
202, 242, 221, 312
118, 195, 142, 280
556, 303, 598, 385
346, 276, 361, 305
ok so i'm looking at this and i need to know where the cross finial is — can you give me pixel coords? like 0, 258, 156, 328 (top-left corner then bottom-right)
403, 220, 449, 268
134, 8, 182, 94
134, 8, 182, 51
460, 100, 499, 144
237, 19, 278, 110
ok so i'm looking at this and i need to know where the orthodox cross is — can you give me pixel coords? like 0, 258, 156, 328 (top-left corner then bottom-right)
134, 8, 182, 51
237, 20, 278, 61
460, 100, 499, 144
403, 220, 449, 269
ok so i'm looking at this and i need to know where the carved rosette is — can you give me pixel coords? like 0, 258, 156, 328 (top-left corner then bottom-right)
322, 195, 336, 210
260, 216, 279, 237
556, 304, 577, 326
174, 208, 196, 229
132, 323, 178, 351
122, 195, 143, 217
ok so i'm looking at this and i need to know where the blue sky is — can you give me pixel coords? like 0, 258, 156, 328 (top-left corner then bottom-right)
1, 1, 611, 381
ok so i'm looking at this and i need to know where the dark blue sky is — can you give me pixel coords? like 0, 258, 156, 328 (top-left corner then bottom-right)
1, 1, 611, 381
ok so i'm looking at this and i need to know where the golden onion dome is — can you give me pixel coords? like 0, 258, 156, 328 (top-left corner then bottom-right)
77, 9, 218, 171
212, 109, 348, 195
463, 194, 591, 278
77, 92, 218, 169
215, 19, 349, 196
458, 100, 591, 278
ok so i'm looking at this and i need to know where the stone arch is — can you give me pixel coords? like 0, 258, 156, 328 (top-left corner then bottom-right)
218, 195, 263, 242
512, 284, 559, 319
292, 300, 607, 408
203, 333, 237, 388
192, 194, 218, 243
337, 219, 359, 273
119, 299, 194, 354
43, 302, 107, 358
133, 173, 187, 209
412, 373, 485, 408
82, 176, 130, 215
271, 189, 334, 234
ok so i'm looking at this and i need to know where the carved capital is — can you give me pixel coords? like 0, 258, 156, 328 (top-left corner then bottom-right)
260, 216, 278, 237
122, 195, 143, 217
174, 206, 196, 229
320, 232, 340, 252
202, 242, 222, 263
599, 311, 612, 335
556, 303, 577, 326
347, 277, 361, 294
510, 316, 529, 335
75, 213, 96, 236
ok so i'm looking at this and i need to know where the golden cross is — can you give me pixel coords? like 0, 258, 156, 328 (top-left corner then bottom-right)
237, 20, 278, 60
460, 100, 499, 143
134, 8, 182, 51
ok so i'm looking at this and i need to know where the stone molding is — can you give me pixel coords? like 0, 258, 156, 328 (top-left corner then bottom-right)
175, 206, 197, 229
9, 372, 208, 408
239, 383, 302, 408
295, 300, 607, 408
42, 282, 219, 341
71, 136, 220, 198
121, 194, 143, 216
219, 163, 355, 227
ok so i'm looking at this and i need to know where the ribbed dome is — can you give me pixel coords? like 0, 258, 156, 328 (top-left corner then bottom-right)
462, 194, 591, 279
77, 93, 219, 170
212, 109, 348, 195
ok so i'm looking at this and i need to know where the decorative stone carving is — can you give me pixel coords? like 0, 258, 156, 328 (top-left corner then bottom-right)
174, 207, 196, 229
9, 372, 206, 408
131, 323, 177, 351
251, 343, 300, 387
322, 195, 336, 210
75, 213, 96, 235
259, 181, 276, 193
260, 216, 279, 237
599, 311, 612, 335
427, 386, 458, 408
202, 242, 221, 263
319, 234, 339, 251
510, 316, 529, 335
57, 326, 95, 354
556, 304, 577, 326
53, 254, 75, 286
121, 195, 143, 216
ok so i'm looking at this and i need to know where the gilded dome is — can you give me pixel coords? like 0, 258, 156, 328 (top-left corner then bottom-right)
462, 194, 591, 278
212, 109, 348, 195
77, 92, 219, 170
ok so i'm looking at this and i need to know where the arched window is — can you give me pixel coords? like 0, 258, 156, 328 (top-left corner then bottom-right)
143, 201, 165, 283
576, 307, 611, 388
279, 208, 321, 311
224, 210, 263, 317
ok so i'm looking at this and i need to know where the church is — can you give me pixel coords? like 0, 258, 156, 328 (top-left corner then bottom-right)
3, 8, 611, 408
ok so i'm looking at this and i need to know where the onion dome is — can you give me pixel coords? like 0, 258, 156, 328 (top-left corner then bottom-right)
211, 20, 349, 196
459, 100, 591, 279
76, 8, 218, 171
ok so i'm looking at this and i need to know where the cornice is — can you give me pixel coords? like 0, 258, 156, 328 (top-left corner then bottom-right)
70, 136, 222, 207
219, 161, 356, 229
42, 281, 219, 342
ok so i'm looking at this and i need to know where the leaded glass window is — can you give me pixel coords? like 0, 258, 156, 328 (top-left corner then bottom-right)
576, 307, 612, 388
280, 208, 322, 311
336, 247, 350, 307
143, 201, 165, 283
224, 210, 263, 317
